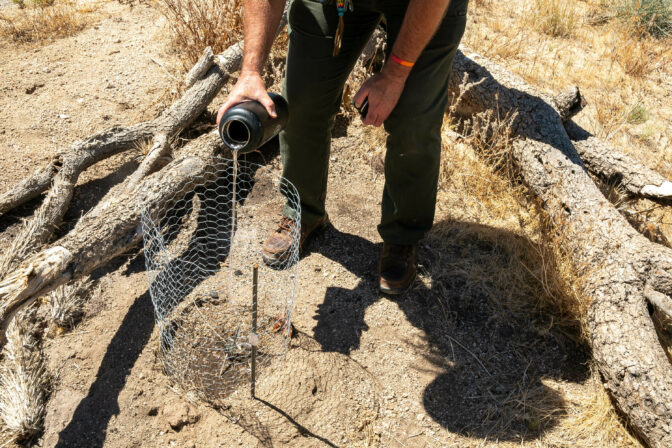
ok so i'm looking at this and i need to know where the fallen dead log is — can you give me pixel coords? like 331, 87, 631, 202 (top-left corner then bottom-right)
564, 120, 672, 200
0, 130, 228, 341
0, 42, 245, 278
0, 160, 59, 217
449, 47, 671, 448
526, 85, 671, 202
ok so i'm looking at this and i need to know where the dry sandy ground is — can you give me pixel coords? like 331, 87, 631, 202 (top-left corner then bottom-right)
0, 1, 645, 447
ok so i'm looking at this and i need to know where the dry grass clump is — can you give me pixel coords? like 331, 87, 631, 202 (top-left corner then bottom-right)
539, 372, 642, 447
12, 0, 55, 8
0, 308, 49, 443
616, 0, 672, 38
439, 105, 589, 337
0, 204, 49, 280
0, 0, 88, 43
615, 36, 671, 78
156, 0, 243, 67
532, 0, 580, 37
47, 277, 93, 333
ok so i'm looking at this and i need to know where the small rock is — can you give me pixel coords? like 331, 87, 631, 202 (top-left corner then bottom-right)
162, 402, 200, 431
59, 114, 69, 120
25, 83, 43, 94
147, 406, 159, 416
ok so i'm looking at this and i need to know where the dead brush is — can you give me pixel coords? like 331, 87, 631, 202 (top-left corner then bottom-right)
0, 308, 49, 443
615, 0, 672, 39
531, 0, 580, 38
540, 370, 642, 447
0, 0, 88, 43
47, 277, 94, 333
156, 0, 243, 67
0, 202, 49, 280
612, 34, 671, 77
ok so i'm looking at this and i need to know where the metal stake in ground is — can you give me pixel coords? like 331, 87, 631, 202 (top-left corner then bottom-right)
250, 264, 258, 398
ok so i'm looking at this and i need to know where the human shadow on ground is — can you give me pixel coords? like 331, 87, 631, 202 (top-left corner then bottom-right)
55, 257, 155, 448
311, 220, 590, 441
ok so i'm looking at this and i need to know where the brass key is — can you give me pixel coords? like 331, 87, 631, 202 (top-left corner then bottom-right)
333, 15, 344, 56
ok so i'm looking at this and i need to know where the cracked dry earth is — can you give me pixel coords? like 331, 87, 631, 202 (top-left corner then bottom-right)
0, 2, 597, 447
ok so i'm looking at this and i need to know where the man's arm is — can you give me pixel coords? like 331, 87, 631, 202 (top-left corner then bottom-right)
217, 0, 285, 124
354, 0, 452, 127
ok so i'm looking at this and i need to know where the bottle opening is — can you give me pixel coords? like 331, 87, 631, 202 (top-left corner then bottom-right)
224, 120, 251, 149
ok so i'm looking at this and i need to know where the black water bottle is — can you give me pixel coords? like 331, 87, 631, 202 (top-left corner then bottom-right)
218, 92, 289, 153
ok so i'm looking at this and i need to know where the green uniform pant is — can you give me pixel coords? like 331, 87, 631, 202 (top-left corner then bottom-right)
281, 0, 468, 245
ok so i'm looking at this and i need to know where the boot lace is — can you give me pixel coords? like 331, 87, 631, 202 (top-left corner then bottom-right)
278, 217, 296, 233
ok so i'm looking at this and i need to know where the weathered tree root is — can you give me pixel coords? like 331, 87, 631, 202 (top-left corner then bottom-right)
449, 47, 671, 448
0, 42, 245, 278
0, 131, 228, 342
0, 160, 59, 217
564, 120, 672, 200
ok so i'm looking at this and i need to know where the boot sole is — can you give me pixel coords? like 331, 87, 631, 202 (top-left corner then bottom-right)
378, 273, 416, 295
378, 261, 417, 295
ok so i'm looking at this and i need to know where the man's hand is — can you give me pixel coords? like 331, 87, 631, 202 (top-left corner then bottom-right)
216, 71, 276, 126
354, 0, 452, 127
353, 63, 410, 127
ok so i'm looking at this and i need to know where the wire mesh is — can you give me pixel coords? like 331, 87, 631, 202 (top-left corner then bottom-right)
140, 156, 300, 401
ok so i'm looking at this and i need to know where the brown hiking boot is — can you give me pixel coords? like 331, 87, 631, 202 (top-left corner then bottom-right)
261, 214, 330, 264
378, 243, 417, 295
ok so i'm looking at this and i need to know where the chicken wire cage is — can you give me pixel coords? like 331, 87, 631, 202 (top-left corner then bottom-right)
140, 157, 300, 401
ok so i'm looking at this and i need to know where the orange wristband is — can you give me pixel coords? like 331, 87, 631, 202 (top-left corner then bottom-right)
389, 53, 415, 68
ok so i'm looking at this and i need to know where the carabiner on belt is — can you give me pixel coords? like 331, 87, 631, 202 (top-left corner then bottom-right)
333, 0, 353, 56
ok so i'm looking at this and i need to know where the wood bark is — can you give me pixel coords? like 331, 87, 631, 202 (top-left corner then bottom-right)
449, 47, 672, 448
0, 160, 59, 217
564, 120, 672, 200
551, 86, 586, 122
185, 47, 215, 89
